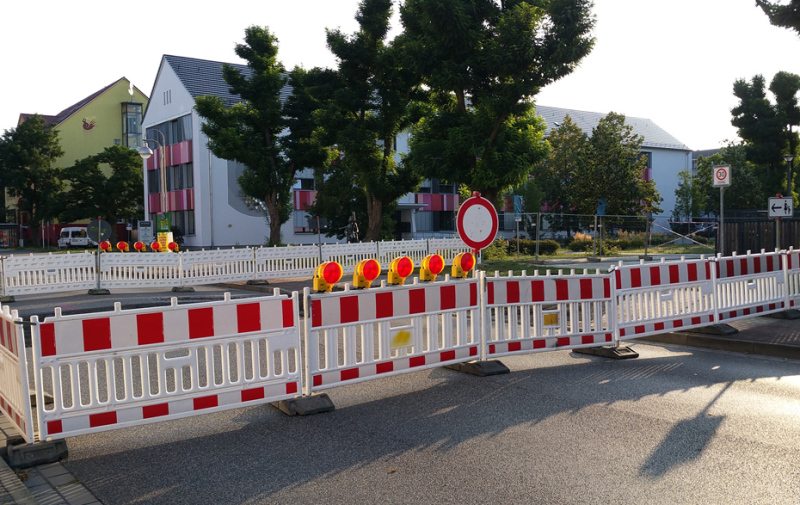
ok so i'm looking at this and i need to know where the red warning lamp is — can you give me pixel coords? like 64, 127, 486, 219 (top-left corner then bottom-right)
420, 254, 445, 282
100, 241, 112, 252
150, 241, 161, 252
116, 241, 129, 252
451, 252, 475, 279
168, 242, 179, 252
388, 256, 415, 285
134, 241, 146, 252
314, 261, 343, 292
354, 258, 381, 289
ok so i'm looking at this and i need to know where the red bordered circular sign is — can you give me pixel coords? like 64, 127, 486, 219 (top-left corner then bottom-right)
457, 192, 499, 251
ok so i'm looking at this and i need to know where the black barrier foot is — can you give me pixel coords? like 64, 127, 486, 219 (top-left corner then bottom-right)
686, 324, 738, 336
271, 394, 335, 416
87, 289, 110, 295
573, 345, 639, 359
766, 309, 800, 320
171, 286, 195, 293
6, 439, 68, 469
445, 360, 510, 377
246, 280, 270, 286
0, 296, 14, 304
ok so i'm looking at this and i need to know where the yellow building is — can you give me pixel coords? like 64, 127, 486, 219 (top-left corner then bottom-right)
13, 77, 148, 244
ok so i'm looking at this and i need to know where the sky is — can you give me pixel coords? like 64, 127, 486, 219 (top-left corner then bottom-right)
3, 0, 800, 151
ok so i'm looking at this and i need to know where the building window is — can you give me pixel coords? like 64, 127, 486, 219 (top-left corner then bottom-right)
169, 210, 195, 236
121, 102, 142, 147
147, 115, 192, 147
147, 169, 160, 195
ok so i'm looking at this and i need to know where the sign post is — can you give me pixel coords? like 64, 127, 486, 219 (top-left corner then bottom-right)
712, 164, 731, 255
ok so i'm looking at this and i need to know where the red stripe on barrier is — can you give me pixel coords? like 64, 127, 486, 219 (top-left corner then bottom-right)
376, 292, 394, 319
740, 258, 748, 276
137, 313, 164, 346
40, 323, 56, 357
47, 420, 62, 435
533, 339, 546, 349
193, 395, 218, 410
469, 346, 478, 356
341, 368, 359, 381
440, 285, 456, 310
743, 308, 751, 316
282, 299, 294, 328
488, 282, 495, 305
688, 263, 698, 282
715, 262, 720, 279
410, 356, 425, 367
409, 289, 426, 314
631, 269, 642, 288
669, 264, 680, 284
604, 278, 611, 298
470, 283, 477, 306
532, 280, 545, 302
705, 262, 711, 280
237, 303, 261, 333
620, 328, 626, 337
756, 306, 764, 313
89, 411, 117, 428
673, 319, 683, 328
769, 303, 776, 311
440, 350, 456, 361
615, 270, 622, 289
692, 316, 701, 325
635, 325, 645, 334
654, 322, 665, 331
313, 375, 322, 386
508, 342, 521, 352
754, 258, 762, 274
83, 318, 112, 352
189, 308, 214, 339
727, 260, 734, 278
582, 335, 594, 344
580, 278, 593, 300
650, 266, 661, 286
779, 255, 783, 270
242, 388, 266, 402
0, 321, 5, 351
489, 344, 496, 354
605, 334, 612, 342
312, 300, 322, 327
286, 382, 298, 395
767, 255, 774, 272
143, 403, 169, 419
376, 361, 393, 374
340, 296, 360, 324
556, 280, 569, 301
557, 337, 570, 346
507, 281, 520, 304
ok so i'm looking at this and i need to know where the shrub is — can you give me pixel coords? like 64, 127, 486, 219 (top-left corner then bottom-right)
538, 239, 559, 255
568, 239, 592, 252
689, 234, 709, 245
505, 238, 560, 256
483, 239, 508, 261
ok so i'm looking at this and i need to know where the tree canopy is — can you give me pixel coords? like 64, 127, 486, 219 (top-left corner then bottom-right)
306, 0, 422, 242
56, 145, 143, 242
400, 0, 595, 204
0, 115, 63, 242
195, 26, 328, 245
756, 0, 800, 36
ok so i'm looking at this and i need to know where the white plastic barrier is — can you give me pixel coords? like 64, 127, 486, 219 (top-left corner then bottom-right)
785, 248, 800, 309
3, 252, 96, 296
99, 252, 181, 289
32, 291, 301, 440
321, 242, 380, 274
303, 277, 481, 394
614, 258, 716, 340
714, 250, 786, 322
484, 270, 614, 357
255, 245, 321, 280
0, 306, 34, 442
181, 248, 255, 286
376, 240, 429, 270
428, 237, 472, 264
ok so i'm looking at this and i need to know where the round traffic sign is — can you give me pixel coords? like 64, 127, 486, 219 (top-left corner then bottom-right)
715, 167, 727, 181
87, 219, 113, 242
456, 192, 499, 251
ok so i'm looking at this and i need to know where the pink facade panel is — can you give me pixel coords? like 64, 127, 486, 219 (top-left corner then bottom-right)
294, 190, 317, 210
170, 140, 193, 165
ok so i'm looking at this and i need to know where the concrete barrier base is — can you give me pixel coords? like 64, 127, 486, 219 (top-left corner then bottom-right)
766, 309, 800, 320
572, 345, 639, 359
171, 286, 195, 293
445, 360, 510, 377
272, 394, 335, 416
87, 289, 110, 295
6, 439, 68, 469
686, 323, 738, 336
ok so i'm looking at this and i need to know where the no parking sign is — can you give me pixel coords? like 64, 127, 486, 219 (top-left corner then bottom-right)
457, 192, 498, 254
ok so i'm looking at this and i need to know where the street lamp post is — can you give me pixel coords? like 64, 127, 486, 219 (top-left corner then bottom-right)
138, 129, 171, 250
784, 154, 795, 197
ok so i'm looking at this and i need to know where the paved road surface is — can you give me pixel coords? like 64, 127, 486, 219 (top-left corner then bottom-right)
58, 343, 800, 505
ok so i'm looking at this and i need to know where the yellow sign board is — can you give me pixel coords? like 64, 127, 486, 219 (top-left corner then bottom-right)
157, 232, 174, 252
543, 313, 559, 327
390, 329, 412, 349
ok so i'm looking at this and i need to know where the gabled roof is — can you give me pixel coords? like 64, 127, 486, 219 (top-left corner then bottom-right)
18, 77, 147, 127
535, 105, 690, 152
162, 54, 292, 107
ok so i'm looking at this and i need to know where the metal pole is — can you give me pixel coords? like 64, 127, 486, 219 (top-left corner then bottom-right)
719, 187, 725, 256
96, 216, 101, 291
535, 212, 541, 261
515, 219, 520, 260
593, 215, 597, 257
777, 218, 781, 251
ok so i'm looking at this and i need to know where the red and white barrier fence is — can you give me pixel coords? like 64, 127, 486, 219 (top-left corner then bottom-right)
484, 270, 614, 357
303, 276, 481, 394
31, 291, 301, 440
714, 250, 786, 322
0, 306, 34, 443
614, 258, 716, 340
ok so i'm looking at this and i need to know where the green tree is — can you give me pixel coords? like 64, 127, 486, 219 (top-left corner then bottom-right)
671, 169, 705, 235
569, 112, 662, 216
308, 0, 422, 241
695, 144, 765, 213
57, 145, 143, 242
0, 115, 64, 244
195, 26, 328, 245
401, 0, 595, 204
756, 0, 800, 36
533, 115, 588, 212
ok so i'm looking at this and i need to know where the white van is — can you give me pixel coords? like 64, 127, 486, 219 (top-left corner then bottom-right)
57, 227, 97, 249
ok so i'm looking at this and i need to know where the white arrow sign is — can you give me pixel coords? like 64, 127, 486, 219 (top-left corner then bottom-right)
768, 197, 793, 218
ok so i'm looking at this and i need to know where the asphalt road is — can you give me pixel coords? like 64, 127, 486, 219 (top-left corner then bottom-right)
57, 343, 800, 505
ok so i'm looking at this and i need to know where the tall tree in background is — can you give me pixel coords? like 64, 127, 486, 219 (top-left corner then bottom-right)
401, 0, 595, 204
308, 0, 422, 242
756, 0, 800, 36
569, 112, 661, 216
672, 169, 705, 235
0, 115, 63, 244
195, 26, 328, 245
695, 144, 765, 213
731, 72, 800, 197
533, 115, 588, 212
56, 145, 143, 242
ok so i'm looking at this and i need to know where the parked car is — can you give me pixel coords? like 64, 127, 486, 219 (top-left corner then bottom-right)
57, 227, 97, 249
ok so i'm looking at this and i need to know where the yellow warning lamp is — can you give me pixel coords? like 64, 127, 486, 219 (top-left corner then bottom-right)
420, 254, 445, 282
388, 256, 415, 285
353, 258, 381, 289
313, 261, 344, 292
451, 252, 475, 279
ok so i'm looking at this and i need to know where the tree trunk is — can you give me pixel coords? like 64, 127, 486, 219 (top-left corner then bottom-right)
266, 191, 282, 246
365, 193, 383, 242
